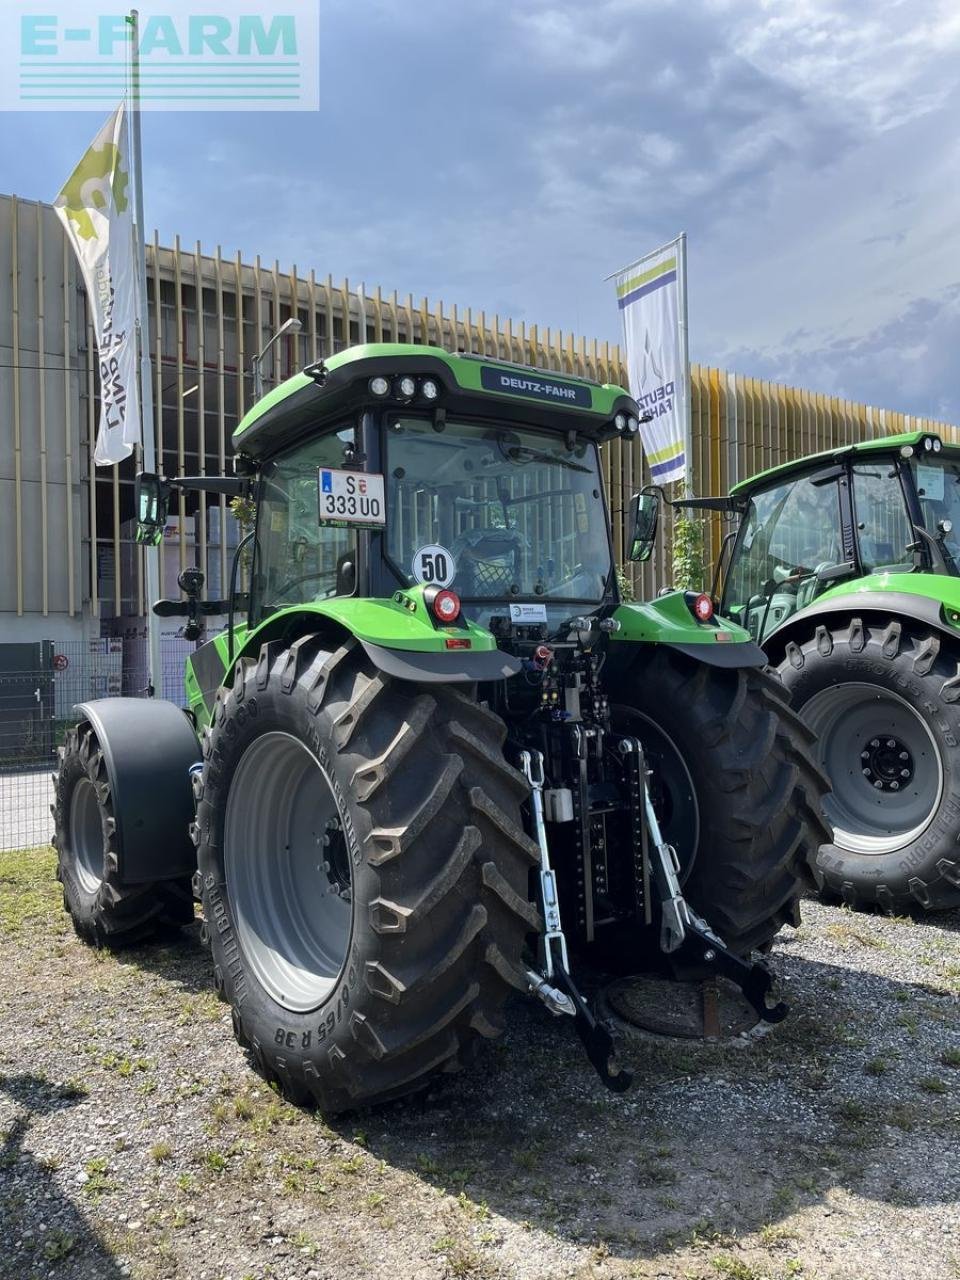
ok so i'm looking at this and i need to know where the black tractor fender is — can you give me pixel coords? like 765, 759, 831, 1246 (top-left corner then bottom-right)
235, 611, 523, 685
359, 640, 522, 683
74, 698, 200, 885
763, 590, 960, 664
664, 640, 767, 669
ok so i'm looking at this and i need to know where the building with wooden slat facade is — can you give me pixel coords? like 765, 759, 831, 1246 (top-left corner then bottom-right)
0, 191, 955, 644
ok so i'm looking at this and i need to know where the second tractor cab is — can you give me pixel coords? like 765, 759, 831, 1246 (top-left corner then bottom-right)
713, 430, 960, 913
52, 344, 827, 1111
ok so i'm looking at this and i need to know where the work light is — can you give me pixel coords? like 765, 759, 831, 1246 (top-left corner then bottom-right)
614, 413, 627, 432
627, 416, 639, 435
369, 376, 389, 397
421, 379, 439, 401
397, 375, 417, 399
933, 438, 943, 452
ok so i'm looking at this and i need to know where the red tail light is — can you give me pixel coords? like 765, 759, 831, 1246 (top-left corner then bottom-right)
432, 589, 461, 624
693, 593, 714, 622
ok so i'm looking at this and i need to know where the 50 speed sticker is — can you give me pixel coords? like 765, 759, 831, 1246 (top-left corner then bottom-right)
412, 544, 456, 586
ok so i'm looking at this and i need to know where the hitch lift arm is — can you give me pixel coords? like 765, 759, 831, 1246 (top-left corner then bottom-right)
519, 749, 633, 1094
620, 737, 789, 1025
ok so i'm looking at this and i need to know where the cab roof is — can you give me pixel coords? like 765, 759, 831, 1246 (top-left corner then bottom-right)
730, 430, 958, 497
233, 343, 638, 460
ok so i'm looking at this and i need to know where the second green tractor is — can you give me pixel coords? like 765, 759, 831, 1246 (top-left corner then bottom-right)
686, 431, 960, 914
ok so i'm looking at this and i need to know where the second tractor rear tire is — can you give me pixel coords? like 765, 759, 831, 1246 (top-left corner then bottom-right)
777, 617, 960, 913
194, 635, 540, 1113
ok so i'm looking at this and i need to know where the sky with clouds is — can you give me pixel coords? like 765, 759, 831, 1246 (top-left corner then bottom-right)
2, 0, 958, 421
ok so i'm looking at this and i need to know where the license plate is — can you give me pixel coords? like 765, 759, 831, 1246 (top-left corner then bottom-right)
317, 468, 386, 528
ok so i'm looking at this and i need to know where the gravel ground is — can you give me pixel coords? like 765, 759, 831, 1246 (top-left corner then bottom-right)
1, 846, 959, 1280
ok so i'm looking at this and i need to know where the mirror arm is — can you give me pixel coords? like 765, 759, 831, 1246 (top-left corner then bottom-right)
169, 475, 248, 498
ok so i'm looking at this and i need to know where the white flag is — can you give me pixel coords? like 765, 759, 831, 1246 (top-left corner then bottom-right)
55, 104, 141, 466
614, 238, 686, 485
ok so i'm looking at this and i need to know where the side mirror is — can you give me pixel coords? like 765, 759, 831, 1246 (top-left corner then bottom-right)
627, 492, 660, 562
135, 472, 170, 546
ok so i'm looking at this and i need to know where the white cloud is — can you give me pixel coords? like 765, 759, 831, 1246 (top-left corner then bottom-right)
133, 0, 960, 421
733, 0, 960, 131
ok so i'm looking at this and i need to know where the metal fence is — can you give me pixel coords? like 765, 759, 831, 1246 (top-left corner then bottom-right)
0, 636, 195, 853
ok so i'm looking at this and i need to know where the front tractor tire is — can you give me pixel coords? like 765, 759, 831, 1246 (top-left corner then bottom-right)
618, 649, 830, 956
777, 617, 960, 913
195, 636, 540, 1114
52, 723, 194, 948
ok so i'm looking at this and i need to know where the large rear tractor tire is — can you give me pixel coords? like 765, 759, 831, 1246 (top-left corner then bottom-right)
777, 617, 960, 912
194, 635, 540, 1113
52, 723, 194, 948
616, 649, 830, 956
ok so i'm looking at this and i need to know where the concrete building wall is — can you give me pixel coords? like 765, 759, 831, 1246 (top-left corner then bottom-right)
0, 195, 90, 643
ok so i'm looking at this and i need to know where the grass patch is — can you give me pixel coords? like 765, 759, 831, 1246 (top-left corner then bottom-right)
822, 920, 886, 949
884, 1103, 917, 1132
100, 1052, 151, 1078
41, 1229, 76, 1261
758, 1223, 799, 1246
942, 1048, 960, 1069
0, 846, 60, 937
712, 1254, 764, 1280
917, 1076, 948, 1095
82, 1157, 115, 1198
432, 1235, 482, 1277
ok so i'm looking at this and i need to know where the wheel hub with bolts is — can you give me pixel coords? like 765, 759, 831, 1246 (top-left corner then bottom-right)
320, 815, 351, 904
861, 736, 914, 793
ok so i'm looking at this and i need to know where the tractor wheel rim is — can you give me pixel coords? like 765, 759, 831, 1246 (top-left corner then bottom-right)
69, 776, 103, 895
615, 709, 700, 882
803, 683, 943, 855
224, 731, 353, 1013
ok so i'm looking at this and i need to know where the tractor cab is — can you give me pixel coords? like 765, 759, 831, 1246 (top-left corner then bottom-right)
720, 431, 959, 643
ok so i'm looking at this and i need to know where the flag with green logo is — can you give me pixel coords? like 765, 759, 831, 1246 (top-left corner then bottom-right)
614, 237, 687, 485
55, 104, 141, 466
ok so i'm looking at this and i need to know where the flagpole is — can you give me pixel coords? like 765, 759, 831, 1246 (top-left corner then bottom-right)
675, 232, 694, 497
127, 9, 163, 696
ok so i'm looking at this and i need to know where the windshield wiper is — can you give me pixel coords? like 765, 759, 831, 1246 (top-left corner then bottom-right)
504, 444, 591, 473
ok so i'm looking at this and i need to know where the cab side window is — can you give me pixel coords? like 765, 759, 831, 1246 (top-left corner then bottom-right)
851, 464, 914, 572
253, 427, 357, 620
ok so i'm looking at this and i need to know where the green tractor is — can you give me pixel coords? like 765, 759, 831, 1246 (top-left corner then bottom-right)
52, 344, 827, 1111
693, 430, 960, 914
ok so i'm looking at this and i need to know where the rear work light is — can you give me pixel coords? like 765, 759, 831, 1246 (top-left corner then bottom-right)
692, 592, 714, 623
432, 589, 461, 624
